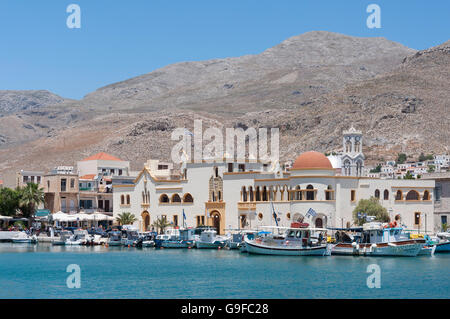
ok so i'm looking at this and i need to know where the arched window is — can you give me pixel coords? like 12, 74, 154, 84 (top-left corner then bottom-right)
159, 194, 169, 203
406, 190, 419, 201
242, 186, 247, 202
171, 194, 181, 203
325, 185, 333, 200
262, 186, 268, 201
374, 189, 380, 199
183, 193, 194, 203
218, 191, 222, 201
423, 190, 430, 201
384, 190, 389, 200
395, 190, 403, 200
249, 186, 254, 202
142, 191, 145, 203
126, 195, 130, 205
295, 186, 301, 200
306, 185, 315, 200
255, 187, 261, 201
121, 195, 124, 205
214, 166, 218, 178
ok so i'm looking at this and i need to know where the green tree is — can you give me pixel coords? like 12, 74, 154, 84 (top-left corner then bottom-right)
397, 153, 407, 164
370, 164, 382, 173
352, 197, 390, 226
151, 216, 172, 234
427, 165, 435, 173
403, 171, 414, 179
418, 152, 426, 162
0, 187, 21, 216
18, 183, 45, 226
116, 212, 137, 225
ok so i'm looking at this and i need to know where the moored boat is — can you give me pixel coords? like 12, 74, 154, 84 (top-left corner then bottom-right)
155, 228, 195, 248
244, 224, 330, 256
195, 229, 227, 249
331, 222, 425, 257
11, 232, 37, 244
107, 230, 123, 246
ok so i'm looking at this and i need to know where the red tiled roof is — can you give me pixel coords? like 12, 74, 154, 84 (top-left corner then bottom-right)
79, 174, 97, 180
81, 152, 123, 162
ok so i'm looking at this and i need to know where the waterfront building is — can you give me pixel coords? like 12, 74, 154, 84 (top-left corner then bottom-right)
43, 173, 79, 214
113, 130, 435, 234
76, 152, 132, 215
422, 172, 450, 231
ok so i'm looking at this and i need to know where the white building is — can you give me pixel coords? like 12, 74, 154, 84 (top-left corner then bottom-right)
113, 132, 436, 233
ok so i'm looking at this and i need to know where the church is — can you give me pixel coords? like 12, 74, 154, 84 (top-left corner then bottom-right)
112, 129, 436, 233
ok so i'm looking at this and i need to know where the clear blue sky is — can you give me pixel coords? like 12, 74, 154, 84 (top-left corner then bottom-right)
0, 0, 448, 99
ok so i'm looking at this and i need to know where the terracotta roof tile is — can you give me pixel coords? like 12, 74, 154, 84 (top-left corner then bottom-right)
81, 152, 123, 162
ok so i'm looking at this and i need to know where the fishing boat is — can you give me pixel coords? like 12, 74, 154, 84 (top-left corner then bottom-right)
52, 230, 73, 245
136, 232, 156, 248
244, 224, 330, 256
107, 230, 123, 246
66, 229, 89, 245
429, 232, 450, 253
11, 232, 37, 244
332, 222, 425, 257
238, 230, 270, 252
195, 229, 228, 249
155, 228, 195, 248
122, 227, 140, 247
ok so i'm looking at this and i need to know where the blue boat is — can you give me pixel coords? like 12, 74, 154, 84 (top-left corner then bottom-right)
155, 228, 195, 248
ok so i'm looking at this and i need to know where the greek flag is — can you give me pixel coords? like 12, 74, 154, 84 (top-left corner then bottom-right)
306, 208, 317, 219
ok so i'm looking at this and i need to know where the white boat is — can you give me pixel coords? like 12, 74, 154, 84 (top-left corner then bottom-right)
52, 230, 73, 245
332, 222, 425, 257
156, 228, 195, 248
11, 232, 37, 244
122, 226, 140, 246
195, 229, 228, 249
244, 225, 330, 256
66, 229, 89, 245
107, 230, 123, 246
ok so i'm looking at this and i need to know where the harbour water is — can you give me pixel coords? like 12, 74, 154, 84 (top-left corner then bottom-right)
0, 243, 449, 299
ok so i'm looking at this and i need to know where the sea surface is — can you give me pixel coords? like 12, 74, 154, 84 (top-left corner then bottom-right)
0, 243, 448, 299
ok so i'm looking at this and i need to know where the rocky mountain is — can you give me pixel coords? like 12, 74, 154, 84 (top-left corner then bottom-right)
0, 90, 66, 114
82, 31, 416, 115
0, 31, 448, 180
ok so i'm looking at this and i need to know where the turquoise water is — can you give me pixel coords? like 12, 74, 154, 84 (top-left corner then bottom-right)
0, 243, 449, 299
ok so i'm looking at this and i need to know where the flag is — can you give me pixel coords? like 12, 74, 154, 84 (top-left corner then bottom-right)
271, 202, 279, 226
306, 208, 317, 219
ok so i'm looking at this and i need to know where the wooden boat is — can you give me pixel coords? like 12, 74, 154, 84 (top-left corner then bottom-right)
244, 224, 330, 256
332, 222, 425, 257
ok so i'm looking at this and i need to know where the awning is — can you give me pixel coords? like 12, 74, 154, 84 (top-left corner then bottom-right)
35, 209, 50, 217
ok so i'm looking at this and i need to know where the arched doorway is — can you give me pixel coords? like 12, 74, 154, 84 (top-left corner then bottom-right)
315, 218, 323, 228
141, 211, 150, 231
211, 211, 221, 234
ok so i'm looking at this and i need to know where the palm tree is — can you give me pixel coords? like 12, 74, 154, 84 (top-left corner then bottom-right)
18, 183, 44, 226
116, 212, 137, 225
152, 216, 172, 234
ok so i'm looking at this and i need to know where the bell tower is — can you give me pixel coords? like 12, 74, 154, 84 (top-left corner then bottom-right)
341, 126, 365, 176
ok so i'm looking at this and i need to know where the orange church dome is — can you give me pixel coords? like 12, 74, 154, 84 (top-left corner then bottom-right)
292, 151, 333, 170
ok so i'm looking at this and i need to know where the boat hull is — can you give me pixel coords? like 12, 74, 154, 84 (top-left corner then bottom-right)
332, 240, 424, 257
245, 240, 329, 256
434, 241, 450, 253
196, 241, 226, 249
12, 239, 36, 244
161, 240, 194, 248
